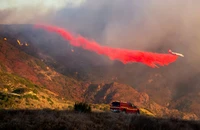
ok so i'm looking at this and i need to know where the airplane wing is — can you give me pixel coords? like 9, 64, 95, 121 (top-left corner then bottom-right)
173, 52, 184, 57
168, 49, 184, 57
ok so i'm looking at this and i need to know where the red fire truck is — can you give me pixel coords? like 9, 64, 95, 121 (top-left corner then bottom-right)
110, 101, 140, 114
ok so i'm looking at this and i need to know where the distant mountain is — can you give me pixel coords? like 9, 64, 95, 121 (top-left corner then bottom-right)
0, 24, 199, 120
83, 82, 198, 119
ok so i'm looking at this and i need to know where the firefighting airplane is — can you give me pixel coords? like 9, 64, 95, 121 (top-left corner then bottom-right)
168, 49, 184, 57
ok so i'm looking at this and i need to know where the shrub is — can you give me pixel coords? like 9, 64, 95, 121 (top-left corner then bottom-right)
47, 97, 54, 105
68, 105, 73, 110
0, 61, 7, 72
0, 92, 16, 108
35, 60, 47, 71
33, 89, 38, 94
74, 102, 91, 113
23, 94, 39, 101
12, 88, 28, 94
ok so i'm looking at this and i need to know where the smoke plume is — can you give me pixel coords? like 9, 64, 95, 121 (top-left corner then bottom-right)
48, 0, 200, 79
35, 24, 178, 68
1, 0, 200, 98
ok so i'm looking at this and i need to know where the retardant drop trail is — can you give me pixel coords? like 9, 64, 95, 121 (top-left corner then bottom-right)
34, 24, 178, 68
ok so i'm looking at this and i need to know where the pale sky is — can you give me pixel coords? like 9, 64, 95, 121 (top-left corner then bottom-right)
0, 0, 85, 10
0, 0, 86, 24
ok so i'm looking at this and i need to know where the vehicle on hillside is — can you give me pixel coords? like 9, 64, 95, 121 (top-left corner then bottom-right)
110, 101, 140, 114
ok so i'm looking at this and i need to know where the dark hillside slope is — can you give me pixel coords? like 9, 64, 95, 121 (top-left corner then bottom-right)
0, 38, 85, 101
1, 109, 200, 130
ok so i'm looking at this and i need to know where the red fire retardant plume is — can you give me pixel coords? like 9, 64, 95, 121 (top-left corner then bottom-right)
34, 24, 178, 68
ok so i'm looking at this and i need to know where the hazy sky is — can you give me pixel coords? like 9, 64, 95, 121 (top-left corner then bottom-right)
0, 0, 85, 24
0, 0, 85, 9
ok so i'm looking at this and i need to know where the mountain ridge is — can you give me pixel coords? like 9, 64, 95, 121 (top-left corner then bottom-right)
0, 24, 199, 120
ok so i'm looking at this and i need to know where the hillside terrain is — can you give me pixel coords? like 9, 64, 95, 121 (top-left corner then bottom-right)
0, 70, 75, 110
0, 24, 199, 120
1, 110, 200, 130
0, 38, 85, 101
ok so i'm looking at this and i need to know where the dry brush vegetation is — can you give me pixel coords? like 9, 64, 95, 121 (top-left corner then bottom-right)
0, 109, 200, 130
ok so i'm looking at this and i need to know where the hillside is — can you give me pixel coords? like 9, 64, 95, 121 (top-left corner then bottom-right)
0, 38, 85, 101
1, 110, 200, 130
83, 82, 198, 120
0, 24, 199, 120
0, 71, 74, 110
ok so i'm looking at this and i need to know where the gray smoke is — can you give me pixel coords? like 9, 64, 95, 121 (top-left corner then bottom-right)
1, 0, 200, 88
49, 0, 200, 52
50, 0, 200, 73
50, 0, 200, 99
